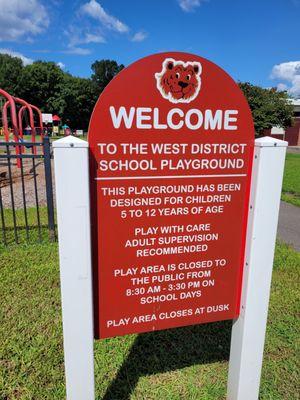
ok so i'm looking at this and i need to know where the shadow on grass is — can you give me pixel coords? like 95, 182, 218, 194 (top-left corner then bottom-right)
101, 320, 232, 400
0, 224, 55, 247
0, 207, 56, 246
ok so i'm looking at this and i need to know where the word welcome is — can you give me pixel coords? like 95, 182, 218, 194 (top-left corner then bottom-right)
110, 106, 239, 131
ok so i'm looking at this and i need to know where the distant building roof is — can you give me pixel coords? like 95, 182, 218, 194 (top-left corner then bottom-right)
289, 98, 300, 113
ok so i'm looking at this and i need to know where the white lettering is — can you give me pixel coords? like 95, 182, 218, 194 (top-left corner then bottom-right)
167, 108, 184, 130
136, 107, 152, 129
224, 110, 238, 130
153, 107, 167, 129
110, 106, 135, 129
185, 109, 203, 130
109, 106, 240, 131
204, 109, 222, 130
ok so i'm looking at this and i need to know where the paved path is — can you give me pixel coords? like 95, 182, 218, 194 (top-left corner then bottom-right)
287, 146, 300, 154
277, 201, 300, 252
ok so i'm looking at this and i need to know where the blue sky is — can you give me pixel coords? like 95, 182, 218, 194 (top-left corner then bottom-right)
0, 0, 299, 96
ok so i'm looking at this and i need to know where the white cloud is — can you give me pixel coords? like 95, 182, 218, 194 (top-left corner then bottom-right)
64, 0, 145, 50
271, 61, 300, 81
81, 0, 129, 33
271, 61, 300, 97
178, 0, 206, 12
276, 83, 288, 91
0, 48, 33, 65
64, 26, 105, 55
0, 0, 49, 41
57, 61, 65, 69
63, 47, 92, 55
289, 76, 300, 97
84, 33, 106, 44
68, 31, 105, 46
131, 31, 148, 42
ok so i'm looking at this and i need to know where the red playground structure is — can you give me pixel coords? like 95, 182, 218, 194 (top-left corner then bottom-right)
0, 88, 44, 165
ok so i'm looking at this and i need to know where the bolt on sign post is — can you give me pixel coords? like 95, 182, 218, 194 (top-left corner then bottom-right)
53, 52, 287, 400
88, 52, 255, 338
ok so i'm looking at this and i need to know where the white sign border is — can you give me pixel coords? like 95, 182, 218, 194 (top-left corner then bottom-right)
53, 135, 287, 400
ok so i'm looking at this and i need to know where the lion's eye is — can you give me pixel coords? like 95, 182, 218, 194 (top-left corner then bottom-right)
186, 75, 191, 80
176, 72, 180, 79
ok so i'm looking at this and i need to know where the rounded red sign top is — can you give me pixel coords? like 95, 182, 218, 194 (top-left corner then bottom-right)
89, 51, 254, 179
88, 52, 254, 339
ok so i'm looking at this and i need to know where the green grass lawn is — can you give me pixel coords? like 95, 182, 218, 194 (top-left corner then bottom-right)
0, 241, 299, 400
282, 153, 300, 207
0, 150, 299, 398
0, 207, 55, 248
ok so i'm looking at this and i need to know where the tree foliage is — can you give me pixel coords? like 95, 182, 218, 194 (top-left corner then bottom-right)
0, 53, 295, 132
238, 82, 294, 134
91, 59, 124, 92
18, 61, 66, 114
0, 54, 124, 129
0, 54, 23, 95
60, 75, 99, 129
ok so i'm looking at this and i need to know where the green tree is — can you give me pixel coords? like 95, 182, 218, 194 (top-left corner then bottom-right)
18, 61, 65, 114
60, 75, 99, 129
91, 59, 124, 92
239, 82, 294, 135
0, 56, 126, 130
0, 53, 23, 95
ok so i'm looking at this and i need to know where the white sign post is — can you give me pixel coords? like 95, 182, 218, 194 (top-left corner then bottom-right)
53, 135, 287, 400
53, 136, 95, 400
227, 136, 287, 399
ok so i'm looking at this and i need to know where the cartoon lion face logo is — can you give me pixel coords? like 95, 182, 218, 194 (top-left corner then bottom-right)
155, 58, 202, 104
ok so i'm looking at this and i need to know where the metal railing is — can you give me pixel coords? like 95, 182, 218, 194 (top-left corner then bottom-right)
0, 136, 55, 245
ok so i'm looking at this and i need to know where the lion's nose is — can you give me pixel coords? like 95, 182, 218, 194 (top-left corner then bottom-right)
178, 81, 188, 88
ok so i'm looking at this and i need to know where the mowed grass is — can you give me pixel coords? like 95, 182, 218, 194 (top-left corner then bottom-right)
0, 135, 61, 141
0, 207, 55, 248
0, 242, 299, 400
282, 153, 300, 207
0, 151, 299, 398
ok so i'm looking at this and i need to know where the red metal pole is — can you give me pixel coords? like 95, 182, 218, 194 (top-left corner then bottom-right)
18, 105, 27, 138
13, 97, 36, 154
2, 98, 21, 167
2, 101, 11, 141
14, 98, 35, 136
0, 89, 19, 140
30, 104, 43, 140
17, 105, 28, 154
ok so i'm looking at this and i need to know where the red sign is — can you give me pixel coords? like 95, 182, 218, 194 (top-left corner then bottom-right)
88, 52, 254, 339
